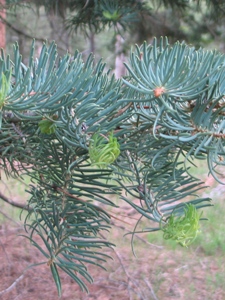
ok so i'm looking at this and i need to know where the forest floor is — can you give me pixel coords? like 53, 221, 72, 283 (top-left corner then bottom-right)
0, 175, 225, 300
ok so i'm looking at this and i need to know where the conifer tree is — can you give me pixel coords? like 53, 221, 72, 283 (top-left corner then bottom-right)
1, 0, 225, 295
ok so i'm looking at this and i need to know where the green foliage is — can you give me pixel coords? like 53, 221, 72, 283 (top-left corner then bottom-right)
65, 0, 150, 33
23, 202, 114, 296
0, 72, 11, 109
89, 132, 120, 167
161, 204, 202, 247
38, 117, 57, 134
122, 38, 225, 182
2, 36, 225, 294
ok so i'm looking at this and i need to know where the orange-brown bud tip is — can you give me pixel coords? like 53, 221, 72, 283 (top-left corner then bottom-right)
153, 87, 166, 97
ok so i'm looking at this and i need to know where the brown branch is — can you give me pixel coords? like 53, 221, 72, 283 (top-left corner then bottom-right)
0, 15, 45, 42
113, 248, 145, 299
0, 190, 29, 210
0, 7, 70, 53
114, 102, 132, 117
187, 99, 225, 116
144, 278, 159, 300
191, 120, 225, 139
55, 186, 131, 225
0, 274, 24, 296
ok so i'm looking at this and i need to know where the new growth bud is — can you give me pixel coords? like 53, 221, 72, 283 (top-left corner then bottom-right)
160, 204, 202, 247
89, 132, 120, 167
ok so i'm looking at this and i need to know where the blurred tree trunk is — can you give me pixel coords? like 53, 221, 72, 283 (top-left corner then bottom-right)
0, 0, 6, 49
89, 31, 95, 54
114, 34, 126, 79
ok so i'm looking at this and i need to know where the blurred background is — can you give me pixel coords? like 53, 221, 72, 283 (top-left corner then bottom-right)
1, 1, 225, 76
